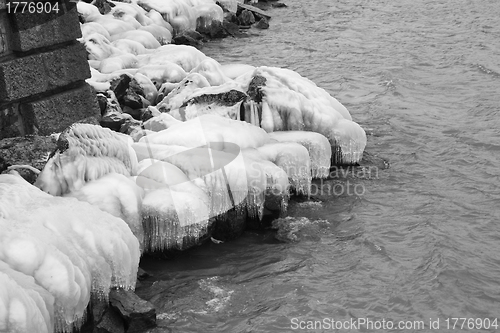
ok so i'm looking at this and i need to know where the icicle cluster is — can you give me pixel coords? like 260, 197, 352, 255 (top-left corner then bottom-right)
0, 174, 140, 333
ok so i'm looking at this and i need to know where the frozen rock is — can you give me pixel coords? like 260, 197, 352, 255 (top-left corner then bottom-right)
0, 174, 140, 332
35, 123, 138, 196
268, 131, 332, 178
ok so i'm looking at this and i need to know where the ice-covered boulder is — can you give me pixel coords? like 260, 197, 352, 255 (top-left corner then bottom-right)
136, 159, 213, 251
268, 131, 332, 178
0, 174, 140, 332
35, 123, 138, 196
239, 66, 367, 164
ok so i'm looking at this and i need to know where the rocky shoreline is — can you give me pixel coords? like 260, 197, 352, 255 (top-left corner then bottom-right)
0, 0, 370, 332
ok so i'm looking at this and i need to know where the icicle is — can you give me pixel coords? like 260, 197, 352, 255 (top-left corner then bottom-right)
330, 119, 367, 165
141, 186, 211, 251
242, 149, 290, 219
260, 100, 274, 132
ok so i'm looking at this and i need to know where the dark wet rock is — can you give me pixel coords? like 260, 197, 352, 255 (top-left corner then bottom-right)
224, 12, 238, 24
109, 289, 156, 333
238, 9, 255, 26
122, 92, 143, 111
110, 75, 132, 102
212, 206, 247, 241
122, 78, 147, 111
96, 94, 109, 116
264, 189, 289, 214
188, 89, 247, 107
119, 116, 142, 136
172, 31, 204, 47
137, 268, 152, 281
96, 92, 122, 117
93, 0, 115, 15
358, 150, 390, 170
223, 20, 242, 37
237, 3, 272, 20
141, 108, 155, 122
247, 75, 267, 102
254, 17, 270, 29
272, 2, 288, 8
107, 77, 149, 123
92, 301, 125, 333
121, 106, 142, 121
271, 217, 330, 243
197, 18, 228, 39
100, 110, 132, 132
0, 136, 56, 183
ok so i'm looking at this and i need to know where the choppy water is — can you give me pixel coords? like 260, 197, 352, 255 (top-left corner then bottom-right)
138, 0, 500, 331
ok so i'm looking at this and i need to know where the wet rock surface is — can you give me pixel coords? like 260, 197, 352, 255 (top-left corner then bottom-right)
238, 9, 256, 26
109, 289, 157, 333
271, 216, 331, 243
255, 17, 270, 29
212, 207, 248, 241
0, 135, 56, 183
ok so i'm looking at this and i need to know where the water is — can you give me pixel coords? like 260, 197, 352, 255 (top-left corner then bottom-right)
138, 0, 500, 331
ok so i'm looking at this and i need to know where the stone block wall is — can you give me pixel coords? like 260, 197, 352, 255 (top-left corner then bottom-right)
0, 0, 99, 139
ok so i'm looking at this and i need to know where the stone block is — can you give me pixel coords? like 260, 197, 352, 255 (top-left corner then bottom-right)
0, 42, 90, 102
19, 84, 100, 135
0, 103, 23, 139
0, 11, 13, 57
8, 1, 81, 52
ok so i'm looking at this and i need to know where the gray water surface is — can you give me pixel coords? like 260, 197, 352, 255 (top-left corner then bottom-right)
138, 0, 500, 331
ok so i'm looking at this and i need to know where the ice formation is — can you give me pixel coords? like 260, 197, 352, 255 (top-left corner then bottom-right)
35, 123, 138, 196
65, 173, 145, 252
137, 159, 212, 251
137, 45, 208, 72
139, 114, 271, 149
241, 149, 290, 216
0, 174, 140, 332
0, 263, 54, 333
269, 131, 332, 178
239, 67, 367, 164
256, 142, 312, 196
